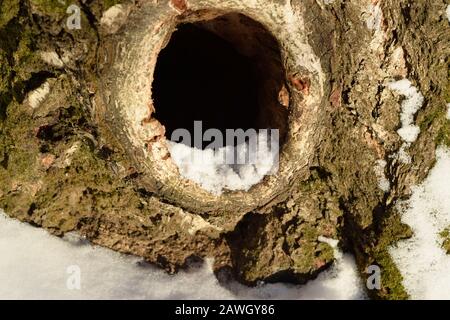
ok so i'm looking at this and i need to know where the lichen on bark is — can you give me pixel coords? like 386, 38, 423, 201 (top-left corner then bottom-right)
0, 0, 449, 300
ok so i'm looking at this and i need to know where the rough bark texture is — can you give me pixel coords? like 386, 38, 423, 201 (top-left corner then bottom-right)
0, 0, 449, 299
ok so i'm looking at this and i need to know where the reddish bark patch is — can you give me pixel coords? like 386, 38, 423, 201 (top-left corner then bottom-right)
330, 86, 342, 107
289, 75, 310, 95
40, 154, 56, 169
171, 0, 187, 12
314, 258, 327, 269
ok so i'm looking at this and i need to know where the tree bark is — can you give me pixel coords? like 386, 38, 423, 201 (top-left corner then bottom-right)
0, 0, 449, 299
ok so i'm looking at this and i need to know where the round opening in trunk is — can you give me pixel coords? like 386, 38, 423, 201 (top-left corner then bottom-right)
152, 13, 289, 149
99, 3, 324, 212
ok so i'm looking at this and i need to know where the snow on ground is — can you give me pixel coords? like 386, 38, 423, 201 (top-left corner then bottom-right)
390, 147, 450, 299
0, 211, 365, 300
168, 131, 279, 195
447, 5, 450, 23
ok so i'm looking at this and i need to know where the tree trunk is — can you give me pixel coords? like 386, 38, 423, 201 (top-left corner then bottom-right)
0, 0, 449, 299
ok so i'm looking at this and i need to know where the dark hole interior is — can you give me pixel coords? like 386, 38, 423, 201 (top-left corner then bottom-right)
152, 13, 288, 149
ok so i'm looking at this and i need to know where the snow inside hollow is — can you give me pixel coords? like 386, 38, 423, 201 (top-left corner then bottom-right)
168, 130, 279, 195
0, 211, 366, 300
389, 147, 450, 299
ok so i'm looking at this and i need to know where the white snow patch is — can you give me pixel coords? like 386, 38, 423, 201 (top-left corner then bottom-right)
40, 51, 64, 68
388, 79, 424, 143
387, 79, 424, 165
26, 81, 51, 109
374, 159, 391, 192
446, 5, 450, 23
390, 147, 450, 299
396, 144, 412, 165
446, 103, 450, 120
168, 132, 278, 195
318, 236, 339, 249
0, 211, 366, 300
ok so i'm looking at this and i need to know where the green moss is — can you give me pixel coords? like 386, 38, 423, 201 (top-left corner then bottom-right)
30, 0, 67, 17
316, 242, 335, 262
419, 108, 443, 132
103, 0, 122, 10
371, 251, 409, 300
366, 210, 412, 299
13, 31, 33, 64
417, 84, 450, 147
0, 4, 43, 120
418, 103, 450, 146
443, 68, 450, 103
419, 107, 450, 147
436, 67, 450, 146
0, 90, 12, 121
436, 121, 450, 147
300, 224, 318, 239
0, 93, 134, 231
440, 227, 450, 254
0, 0, 20, 29
0, 101, 42, 218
